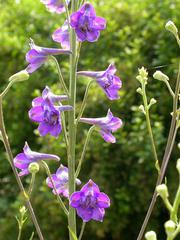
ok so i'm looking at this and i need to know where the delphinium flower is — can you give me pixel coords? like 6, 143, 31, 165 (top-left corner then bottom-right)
70, 3, 106, 42
80, 109, 122, 143
40, 0, 70, 14
46, 164, 81, 197
70, 180, 110, 222
29, 86, 72, 137
78, 64, 122, 100
26, 39, 71, 73
14, 142, 60, 176
52, 20, 70, 49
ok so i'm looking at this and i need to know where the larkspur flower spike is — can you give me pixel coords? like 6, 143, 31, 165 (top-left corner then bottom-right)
80, 109, 122, 143
52, 20, 70, 49
78, 64, 122, 100
46, 165, 81, 197
41, 0, 70, 14
70, 180, 110, 222
70, 3, 106, 42
29, 86, 73, 137
14, 142, 60, 176
26, 39, 71, 73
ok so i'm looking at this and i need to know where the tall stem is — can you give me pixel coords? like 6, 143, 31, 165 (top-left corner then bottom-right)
68, 0, 78, 238
0, 97, 44, 240
137, 63, 180, 240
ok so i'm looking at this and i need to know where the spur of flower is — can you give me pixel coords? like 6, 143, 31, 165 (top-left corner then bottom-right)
29, 86, 72, 137
26, 39, 71, 73
40, 0, 70, 14
78, 64, 122, 100
70, 3, 106, 42
14, 142, 60, 176
46, 165, 81, 197
52, 20, 70, 49
80, 109, 122, 143
70, 180, 110, 222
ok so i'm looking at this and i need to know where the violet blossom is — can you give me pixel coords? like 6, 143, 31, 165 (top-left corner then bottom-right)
78, 64, 122, 100
70, 3, 106, 42
52, 20, 70, 49
29, 86, 72, 137
40, 0, 70, 14
46, 164, 81, 197
26, 39, 71, 73
70, 180, 110, 222
80, 109, 122, 143
14, 142, 60, 176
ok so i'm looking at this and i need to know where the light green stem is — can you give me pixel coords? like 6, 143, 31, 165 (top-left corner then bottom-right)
41, 161, 69, 216
163, 198, 173, 213
28, 173, 36, 198
75, 126, 95, 178
1, 80, 15, 97
68, 0, 78, 238
50, 56, 69, 96
76, 80, 94, 125
17, 227, 22, 240
142, 83, 160, 173
78, 222, 86, 240
0, 97, 44, 240
61, 111, 69, 152
171, 177, 180, 222
165, 81, 175, 98
172, 223, 180, 239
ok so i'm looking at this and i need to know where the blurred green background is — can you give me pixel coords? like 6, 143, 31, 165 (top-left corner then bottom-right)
0, 0, 179, 239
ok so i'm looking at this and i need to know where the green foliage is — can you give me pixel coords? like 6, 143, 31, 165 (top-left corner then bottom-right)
0, 0, 179, 239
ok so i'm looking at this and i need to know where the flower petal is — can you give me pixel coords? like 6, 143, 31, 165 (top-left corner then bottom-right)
92, 208, 105, 222
97, 192, 110, 208
28, 106, 44, 122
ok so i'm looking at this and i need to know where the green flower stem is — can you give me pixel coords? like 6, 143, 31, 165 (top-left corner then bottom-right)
1, 80, 15, 97
61, 111, 69, 152
164, 81, 175, 98
62, 0, 70, 27
41, 161, 69, 216
141, 83, 160, 173
75, 126, 95, 178
163, 198, 173, 213
28, 173, 36, 198
50, 56, 69, 96
78, 222, 86, 240
68, 0, 78, 238
17, 226, 22, 240
76, 80, 94, 125
137, 63, 180, 240
171, 178, 180, 222
0, 97, 44, 240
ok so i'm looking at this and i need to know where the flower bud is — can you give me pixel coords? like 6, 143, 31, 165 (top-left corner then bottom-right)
153, 71, 169, 82
176, 158, 180, 174
156, 184, 169, 199
28, 162, 39, 174
164, 220, 176, 235
145, 231, 157, 240
19, 206, 26, 215
136, 87, 143, 95
139, 105, 146, 115
165, 21, 178, 37
9, 70, 29, 82
136, 67, 148, 84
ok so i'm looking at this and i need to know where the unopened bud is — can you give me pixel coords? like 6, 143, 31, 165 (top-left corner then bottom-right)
153, 71, 169, 82
165, 21, 178, 37
136, 87, 143, 95
139, 105, 146, 115
145, 231, 157, 240
136, 67, 148, 84
19, 206, 26, 215
156, 184, 169, 199
164, 220, 176, 235
9, 70, 29, 83
28, 162, 39, 174
149, 98, 157, 109
176, 159, 180, 174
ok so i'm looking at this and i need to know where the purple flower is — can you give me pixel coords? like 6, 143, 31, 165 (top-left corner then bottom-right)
40, 0, 70, 14
52, 21, 70, 49
78, 64, 122, 100
70, 180, 110, 222
26, 39, 71, 73
29, 86, 72, 137
80, 109, 122, 143
46, 164, 81, 197
14, 142, 60, 176
70, 3, 106, 42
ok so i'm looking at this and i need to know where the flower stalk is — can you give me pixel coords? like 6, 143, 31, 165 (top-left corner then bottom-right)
0, 96, 44, 240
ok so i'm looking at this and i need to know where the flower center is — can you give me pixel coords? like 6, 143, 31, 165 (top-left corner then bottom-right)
104, 74, 113, 89
44, 110, 59, 125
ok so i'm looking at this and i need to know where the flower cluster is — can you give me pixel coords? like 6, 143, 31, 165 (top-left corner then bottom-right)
13, 0, 123, 227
